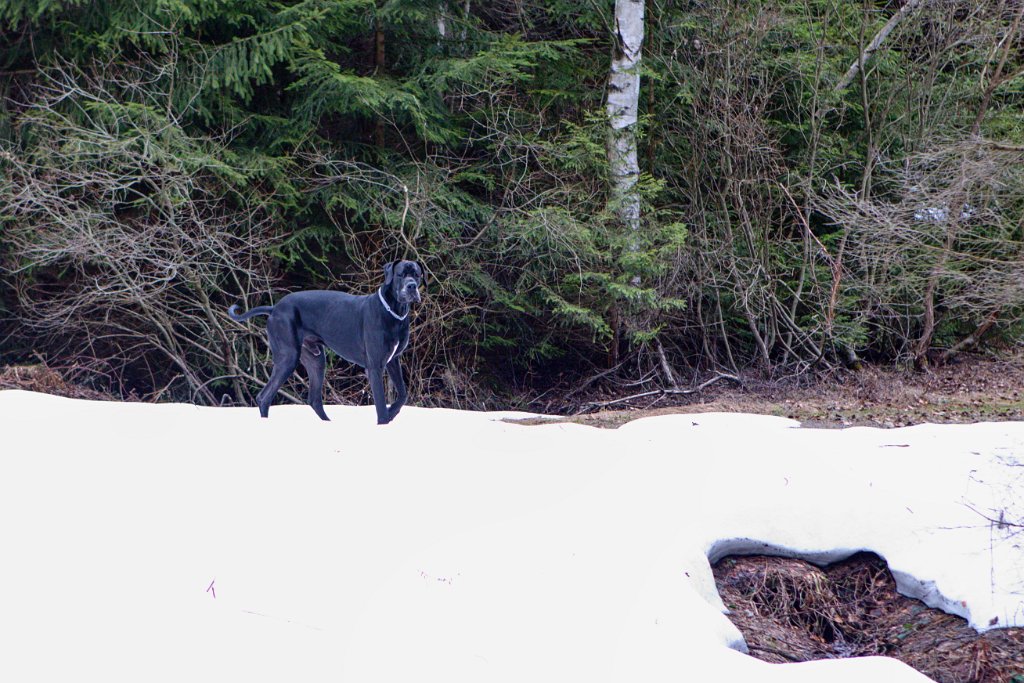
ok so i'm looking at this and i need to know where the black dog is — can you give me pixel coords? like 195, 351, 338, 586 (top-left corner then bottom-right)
228, 260, 424, 424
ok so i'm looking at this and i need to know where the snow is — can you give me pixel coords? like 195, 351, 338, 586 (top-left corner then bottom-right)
1, 389, 1021, 682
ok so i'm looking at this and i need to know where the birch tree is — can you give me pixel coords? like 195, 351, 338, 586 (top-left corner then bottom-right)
606, 0, 645, 254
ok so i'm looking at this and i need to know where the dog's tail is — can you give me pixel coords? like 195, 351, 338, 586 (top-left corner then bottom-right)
227, 303, 274, 322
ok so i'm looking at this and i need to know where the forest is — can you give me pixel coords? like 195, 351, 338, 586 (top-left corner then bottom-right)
2, 0, 1023, 410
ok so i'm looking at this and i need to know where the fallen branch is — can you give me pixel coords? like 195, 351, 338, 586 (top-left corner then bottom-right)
579, 373, 741, 412
834, 0, 925, 94
746, 644, 805, 663
938, 311, 999, 365
563, 362, 628, 401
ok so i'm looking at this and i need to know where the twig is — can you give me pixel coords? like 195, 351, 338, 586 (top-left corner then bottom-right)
962, 501, 1021, 531
986, 141, 1024, 153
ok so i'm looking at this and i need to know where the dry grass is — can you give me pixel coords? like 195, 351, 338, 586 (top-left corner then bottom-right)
715, 554, 1024, 682
0, 363, 118, 401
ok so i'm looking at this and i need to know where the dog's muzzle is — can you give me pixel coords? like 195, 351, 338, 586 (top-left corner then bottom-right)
402, 279, 421, 303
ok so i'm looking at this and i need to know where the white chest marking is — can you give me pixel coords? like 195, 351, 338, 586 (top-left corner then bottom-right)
385, 341, 400, 365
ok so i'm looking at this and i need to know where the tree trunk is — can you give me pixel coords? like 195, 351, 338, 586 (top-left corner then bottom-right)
606, 0, 645, 255
605, 0, 645, 369
374, 7, 386, 148
914, 222, 955, 369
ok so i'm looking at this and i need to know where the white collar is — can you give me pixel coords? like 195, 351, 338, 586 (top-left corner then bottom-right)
378, 287, 408, 321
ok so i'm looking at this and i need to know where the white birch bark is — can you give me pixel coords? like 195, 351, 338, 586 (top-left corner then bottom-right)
606, 0, 645, 249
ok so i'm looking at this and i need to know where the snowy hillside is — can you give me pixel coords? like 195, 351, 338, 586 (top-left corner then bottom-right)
1, 390, 1021, 682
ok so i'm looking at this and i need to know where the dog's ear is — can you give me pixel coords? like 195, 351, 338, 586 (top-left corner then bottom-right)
417, 261, 428, 288
383, 261, 396, 288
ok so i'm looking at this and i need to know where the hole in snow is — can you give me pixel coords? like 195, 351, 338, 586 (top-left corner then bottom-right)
713, 552, 1024, 682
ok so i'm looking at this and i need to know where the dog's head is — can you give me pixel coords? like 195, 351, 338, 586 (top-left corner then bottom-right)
383, 259, 425, 304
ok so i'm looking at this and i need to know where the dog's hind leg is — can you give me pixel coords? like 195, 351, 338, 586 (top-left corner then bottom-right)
300, 339, 329, 421
257, 317, 300, 418
258, 355, 299, 418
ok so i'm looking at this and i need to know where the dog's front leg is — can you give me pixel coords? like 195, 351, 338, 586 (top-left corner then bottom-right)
366, 367, 390, 424
385, 359, 406, 422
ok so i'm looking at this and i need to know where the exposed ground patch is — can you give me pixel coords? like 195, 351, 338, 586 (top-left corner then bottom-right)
714, 553, 1024, 682
510, 353, 1024, 429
